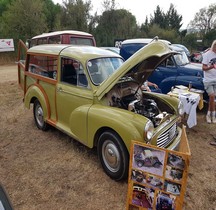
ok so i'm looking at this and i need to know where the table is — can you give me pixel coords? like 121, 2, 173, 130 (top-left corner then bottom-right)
168, 87, 204, 128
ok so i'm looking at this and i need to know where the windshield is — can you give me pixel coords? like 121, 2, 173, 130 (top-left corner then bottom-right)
174, 51, 189, 65
87, 57, 124, 85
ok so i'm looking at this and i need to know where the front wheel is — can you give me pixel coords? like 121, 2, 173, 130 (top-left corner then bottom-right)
33, 99, 49, 131
97, 131, 129, 181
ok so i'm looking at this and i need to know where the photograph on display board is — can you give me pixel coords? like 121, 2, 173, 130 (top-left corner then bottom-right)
132, 184, 155, 209
131, 169, 147, 184
167, 153, 185, 170
126, 131, 191, 210
165, 166, 184, 182
164, 180, 181, 195
146, 175, 164, 190
132, 145, 166, 177
155, 191, 176, 210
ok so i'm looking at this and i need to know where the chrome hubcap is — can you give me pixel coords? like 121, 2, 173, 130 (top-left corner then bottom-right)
102, 140, 120, 173
36, 105, 44, 127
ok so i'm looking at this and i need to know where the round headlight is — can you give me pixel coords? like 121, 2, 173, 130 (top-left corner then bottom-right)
178, 101, 184, 116
144, 120, 154, 141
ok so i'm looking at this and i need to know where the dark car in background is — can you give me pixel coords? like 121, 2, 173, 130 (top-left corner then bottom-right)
120, 39, 207, 100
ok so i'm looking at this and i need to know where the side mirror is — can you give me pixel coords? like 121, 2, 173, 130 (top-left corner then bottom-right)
0, 184, 13, 210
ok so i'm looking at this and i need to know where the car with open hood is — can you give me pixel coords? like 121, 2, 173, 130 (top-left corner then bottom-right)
17, 39, 183, 180
120, 39, 207, 100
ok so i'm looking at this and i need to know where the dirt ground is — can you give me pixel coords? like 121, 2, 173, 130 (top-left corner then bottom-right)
0, 64, 215, 210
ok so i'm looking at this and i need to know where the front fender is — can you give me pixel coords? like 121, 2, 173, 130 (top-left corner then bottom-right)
24, 84, 49, 119
160, 76, 177, 93
87, 105, 148, 150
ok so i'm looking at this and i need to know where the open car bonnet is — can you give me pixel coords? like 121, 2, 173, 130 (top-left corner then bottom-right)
96, 40, 177, 100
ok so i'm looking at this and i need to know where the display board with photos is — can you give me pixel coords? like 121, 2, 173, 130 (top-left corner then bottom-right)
126, 126, 190, 210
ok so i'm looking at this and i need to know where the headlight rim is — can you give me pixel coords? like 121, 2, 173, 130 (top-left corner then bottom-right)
178, 101, 184, 116
144, 120, 154, 142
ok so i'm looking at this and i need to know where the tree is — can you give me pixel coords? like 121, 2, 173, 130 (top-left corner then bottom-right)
139, 17, 149, 37
60, 0, 92, 31
188, 4, 216, 35
0, 0, 14, 16
150, 4, 182, 32
184, 33, 199, 52
165, 4, 182, 31
203, 29, 216, 47
102, 0, 117, 10
43, 0, 62, 31
95, 9, 138, 46
150, 5, 166, 29
147, 24, 179, 43
0, 0, 47, 42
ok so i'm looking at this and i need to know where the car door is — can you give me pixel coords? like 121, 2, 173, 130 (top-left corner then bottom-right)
17, 39, 28, 91
148, 56, 179, 93
56, 57, 93, 144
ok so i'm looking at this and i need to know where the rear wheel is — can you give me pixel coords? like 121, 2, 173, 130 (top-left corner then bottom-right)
97, 131, 129, 181
33, 99, 48, 131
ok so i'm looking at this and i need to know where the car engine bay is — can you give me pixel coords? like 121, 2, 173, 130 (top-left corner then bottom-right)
106, 80, 175, 127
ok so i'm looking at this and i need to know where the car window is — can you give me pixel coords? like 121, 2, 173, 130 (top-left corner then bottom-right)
37, 38, 48, 45
174, 51, 189, 65
28, 55, 58, 79
49, 35, 61, 44
61, 57, 89, 88
87, 57, 124, 85
167, 57, 175, 67
70, 37, 93, 46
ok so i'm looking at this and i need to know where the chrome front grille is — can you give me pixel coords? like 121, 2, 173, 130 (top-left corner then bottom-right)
157, 123, 178, 148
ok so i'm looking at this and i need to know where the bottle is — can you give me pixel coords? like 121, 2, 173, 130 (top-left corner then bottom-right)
189, 81, 192, 91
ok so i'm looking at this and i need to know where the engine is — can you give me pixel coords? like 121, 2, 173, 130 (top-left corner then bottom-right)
128, 98, 159, 119
107, 81, 170, 127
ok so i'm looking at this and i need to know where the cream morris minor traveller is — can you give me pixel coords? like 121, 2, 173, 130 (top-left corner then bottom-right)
17, 40, 183, 180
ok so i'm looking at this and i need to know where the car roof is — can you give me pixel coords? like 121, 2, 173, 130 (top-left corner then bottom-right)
121, 38, 171, 45
100, 47, 120, 54
172, 44, 190, 52
170, 44, 185, 52
31, 30, 94, 39
27, 44, 122, 60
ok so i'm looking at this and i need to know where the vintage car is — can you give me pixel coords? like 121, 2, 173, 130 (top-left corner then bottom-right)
17, 39, 183, 180
120, 39, 208, 100
28, 30, 96, 48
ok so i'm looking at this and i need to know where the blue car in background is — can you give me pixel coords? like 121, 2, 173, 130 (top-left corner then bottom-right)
120, 39, 207, 100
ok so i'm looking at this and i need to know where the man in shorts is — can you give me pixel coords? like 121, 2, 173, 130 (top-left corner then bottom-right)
202, 40, 216, 123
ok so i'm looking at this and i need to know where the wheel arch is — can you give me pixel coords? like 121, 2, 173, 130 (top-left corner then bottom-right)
88, 106, 144, 151
24, 84, 50, 120
93, 127, 128, 154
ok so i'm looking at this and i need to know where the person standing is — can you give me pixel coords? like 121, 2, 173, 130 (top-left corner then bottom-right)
202, 40, 216, 123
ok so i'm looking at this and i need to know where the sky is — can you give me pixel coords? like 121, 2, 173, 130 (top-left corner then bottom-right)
52, 0, 216, 29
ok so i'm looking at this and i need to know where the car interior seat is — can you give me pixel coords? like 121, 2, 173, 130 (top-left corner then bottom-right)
62, 64, 77, 85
